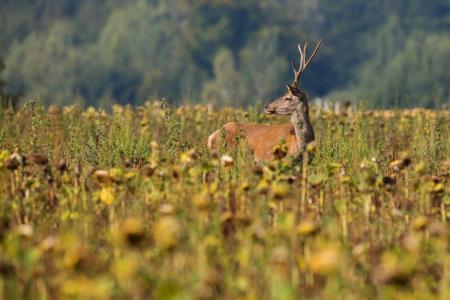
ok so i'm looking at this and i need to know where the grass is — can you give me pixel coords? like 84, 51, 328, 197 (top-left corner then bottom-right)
0, 101, 449, 299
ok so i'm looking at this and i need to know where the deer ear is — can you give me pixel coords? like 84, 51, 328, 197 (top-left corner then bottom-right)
286, 83, 297, 94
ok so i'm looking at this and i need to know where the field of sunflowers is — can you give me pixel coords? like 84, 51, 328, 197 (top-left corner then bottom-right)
0, 101, 449, 299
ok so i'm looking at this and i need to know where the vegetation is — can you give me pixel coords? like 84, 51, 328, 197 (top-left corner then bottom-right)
0, 1, 449, 299
0, 102, 449, 299
0, 0, 449, 107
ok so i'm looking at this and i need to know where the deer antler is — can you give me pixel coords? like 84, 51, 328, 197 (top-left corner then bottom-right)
291, 39, 323, 87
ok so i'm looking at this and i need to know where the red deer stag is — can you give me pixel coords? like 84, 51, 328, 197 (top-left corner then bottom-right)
207, 40, 322, 161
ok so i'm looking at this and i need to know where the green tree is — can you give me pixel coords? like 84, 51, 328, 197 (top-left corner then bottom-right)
202, 28, 287, 106
96, 0, 207, 104
237, 28, 287, 105
3, 22, 80, 105
1, 0, 449, 107
202, 48, 241, 107
357, 34, 450, 107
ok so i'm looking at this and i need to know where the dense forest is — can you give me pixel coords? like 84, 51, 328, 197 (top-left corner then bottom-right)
0, 0, 449, 108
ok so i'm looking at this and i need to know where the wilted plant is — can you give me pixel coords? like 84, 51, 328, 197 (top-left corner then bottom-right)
0, 103, 447, 299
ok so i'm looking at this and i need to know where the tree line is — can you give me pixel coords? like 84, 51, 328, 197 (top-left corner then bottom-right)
0, 0, 449, 108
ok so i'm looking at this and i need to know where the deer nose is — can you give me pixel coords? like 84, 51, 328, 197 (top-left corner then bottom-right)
264, 106, 274, 114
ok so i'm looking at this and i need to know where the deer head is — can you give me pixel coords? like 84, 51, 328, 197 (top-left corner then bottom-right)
264, 39, 322, 115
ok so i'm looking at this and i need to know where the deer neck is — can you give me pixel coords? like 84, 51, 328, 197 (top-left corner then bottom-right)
290, 101, 314, 155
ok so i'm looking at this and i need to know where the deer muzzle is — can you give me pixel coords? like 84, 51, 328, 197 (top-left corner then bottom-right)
264, 106, 275, 114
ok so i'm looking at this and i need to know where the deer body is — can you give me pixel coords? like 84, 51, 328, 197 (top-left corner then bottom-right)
207, 99, 315, 160
207, 40, 322, 161
207, 122, 297, 160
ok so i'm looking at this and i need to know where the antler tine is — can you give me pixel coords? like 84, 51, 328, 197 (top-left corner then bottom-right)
291, 60, 297, 74
301, 42, 308, 72
291, 43, 304, 86
297, 43, 304, 69
291, 59, 300, 86
304, 39, 323, 69
291, 43, 305, 86
291, 39, 323, 87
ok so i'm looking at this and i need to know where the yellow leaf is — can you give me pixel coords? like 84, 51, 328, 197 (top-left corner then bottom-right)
153, 216, 181, 250
99, 187, 115, 205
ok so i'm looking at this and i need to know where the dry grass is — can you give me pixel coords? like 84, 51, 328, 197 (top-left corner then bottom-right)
0, 102, 448, 299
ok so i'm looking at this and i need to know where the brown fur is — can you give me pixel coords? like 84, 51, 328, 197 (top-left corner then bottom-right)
207, 122, 297, 161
